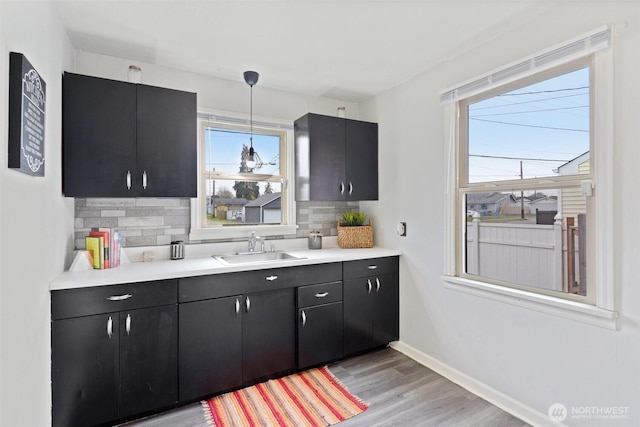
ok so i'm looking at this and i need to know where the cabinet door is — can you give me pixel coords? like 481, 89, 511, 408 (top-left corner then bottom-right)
179, 296, 243, 402
298, 302, 344, 369
243, 288, 296, 382
119, 305, 178, 418
343, 277, 375, 355
300, 114, 347, 201
136, 85, 197, 197
52, 313, 119, 427
372, 273, 400, 348
345, 119, 378, 201
62, 73, 137, 197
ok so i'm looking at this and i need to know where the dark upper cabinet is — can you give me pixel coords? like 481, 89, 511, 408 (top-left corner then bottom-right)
62, 73, 137, 197
294, 113, 378, 201
136, 84, 197, 197
62, 72, 197, 197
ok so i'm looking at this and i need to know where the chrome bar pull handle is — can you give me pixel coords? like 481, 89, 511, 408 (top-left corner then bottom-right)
367, 279, 372, 294
340, 182, 345, 195
142, 171, 148, 189
107, 316, 113, 339
245, 296, 251, 313
235, 298, 240, 315
367, 265, 378, 270
266, 275, 278, 281
348, 182, 353, 195
314, 292, 329, 298
125, 314, 131, 336
126, 171, 132, 190
106, 294, 132, 301
376, 278, 381, 292
301, 310, 307, 327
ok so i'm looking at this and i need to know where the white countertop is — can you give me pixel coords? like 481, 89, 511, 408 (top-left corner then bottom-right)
50, 245, 401, 291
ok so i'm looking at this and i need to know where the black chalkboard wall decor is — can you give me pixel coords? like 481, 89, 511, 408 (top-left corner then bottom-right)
8, 52, 46, 177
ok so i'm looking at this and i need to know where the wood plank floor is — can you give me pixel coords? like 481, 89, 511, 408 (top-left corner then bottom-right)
124, 347, 529, 427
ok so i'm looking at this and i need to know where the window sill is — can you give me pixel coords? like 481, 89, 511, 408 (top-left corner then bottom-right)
442, 275, 618, 330
189, 224, 298, 242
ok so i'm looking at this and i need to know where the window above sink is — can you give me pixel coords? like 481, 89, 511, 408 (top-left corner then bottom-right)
190, 110, 297, 241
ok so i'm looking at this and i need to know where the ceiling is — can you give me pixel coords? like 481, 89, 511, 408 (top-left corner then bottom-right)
52, 0, 551, 102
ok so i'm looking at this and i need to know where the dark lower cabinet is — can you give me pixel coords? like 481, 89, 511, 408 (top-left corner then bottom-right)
372, 273, 400, 347
178, 288, 296, 400
242, 288, 296, 382
119, 305, 178, 419
297, 280, 344, 369
298, 302, 344, 369
52, 313, 119, 427
344, 273, 399, 355
178, 295, 243, 402
343, 257, 399, 356
51, 280, 178, 427
51, 258, 398, 425
52, 305, 177, 427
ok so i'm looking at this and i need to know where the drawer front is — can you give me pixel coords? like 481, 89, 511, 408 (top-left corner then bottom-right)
51, 279, 177, 320
298, 281, 343, 308
343, 256, 399, 280
179, 262, 342, 303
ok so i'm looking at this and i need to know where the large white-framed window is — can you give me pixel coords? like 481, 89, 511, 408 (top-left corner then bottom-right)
189, 111, 297, 241
441, 27, 617, 329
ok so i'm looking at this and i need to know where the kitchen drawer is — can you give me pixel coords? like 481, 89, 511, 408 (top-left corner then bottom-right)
343, 256, 399, 280
298, 281, 342, 308
179, 262, 342, 303
51, 279, 177, 320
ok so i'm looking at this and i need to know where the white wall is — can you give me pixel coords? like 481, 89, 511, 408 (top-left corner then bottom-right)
73, 51, 361, 122
0, 2, 74, 426
365, 2, 640, 426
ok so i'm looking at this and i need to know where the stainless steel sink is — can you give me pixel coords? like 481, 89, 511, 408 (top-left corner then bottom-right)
212, 250, 305, 265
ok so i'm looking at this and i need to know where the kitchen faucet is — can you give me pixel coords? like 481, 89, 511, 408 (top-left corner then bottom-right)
248, 231, 265, 252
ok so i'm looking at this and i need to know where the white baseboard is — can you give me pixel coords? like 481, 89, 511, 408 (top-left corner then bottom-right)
390, 341, 557, 427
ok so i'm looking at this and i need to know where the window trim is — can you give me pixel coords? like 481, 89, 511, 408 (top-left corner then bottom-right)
189, 109, 297, 241
442, 31, 617, 329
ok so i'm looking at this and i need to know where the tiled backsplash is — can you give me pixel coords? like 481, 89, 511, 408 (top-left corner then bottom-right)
74, 198, 359, 249
295, 201, 359, 238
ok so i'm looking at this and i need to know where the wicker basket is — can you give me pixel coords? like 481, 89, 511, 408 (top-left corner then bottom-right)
337, 218, 373, 248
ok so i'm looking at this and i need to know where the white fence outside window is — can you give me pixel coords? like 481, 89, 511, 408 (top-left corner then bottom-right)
466, 217, 584, 293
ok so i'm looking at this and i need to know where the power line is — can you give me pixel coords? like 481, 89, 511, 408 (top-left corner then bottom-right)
497, 86, 588, 96
470, 117, 588, 133
471, 105, 587, 117
470, 154, 569, 162
470, 93, 588, 111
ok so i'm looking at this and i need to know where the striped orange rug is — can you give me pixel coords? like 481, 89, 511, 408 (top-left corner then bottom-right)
201, 366, 368, 427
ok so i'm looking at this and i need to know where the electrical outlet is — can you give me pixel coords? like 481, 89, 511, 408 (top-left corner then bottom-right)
397, 222, 407, 237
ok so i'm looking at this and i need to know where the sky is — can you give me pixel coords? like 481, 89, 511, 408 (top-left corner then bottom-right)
204, 128, 281, 197
467, 66, 590, 185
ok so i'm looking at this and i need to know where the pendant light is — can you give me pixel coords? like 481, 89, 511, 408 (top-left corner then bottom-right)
242, 70, 262, 170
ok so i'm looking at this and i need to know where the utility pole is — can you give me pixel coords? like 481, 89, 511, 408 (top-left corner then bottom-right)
520, 161, 525, 219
